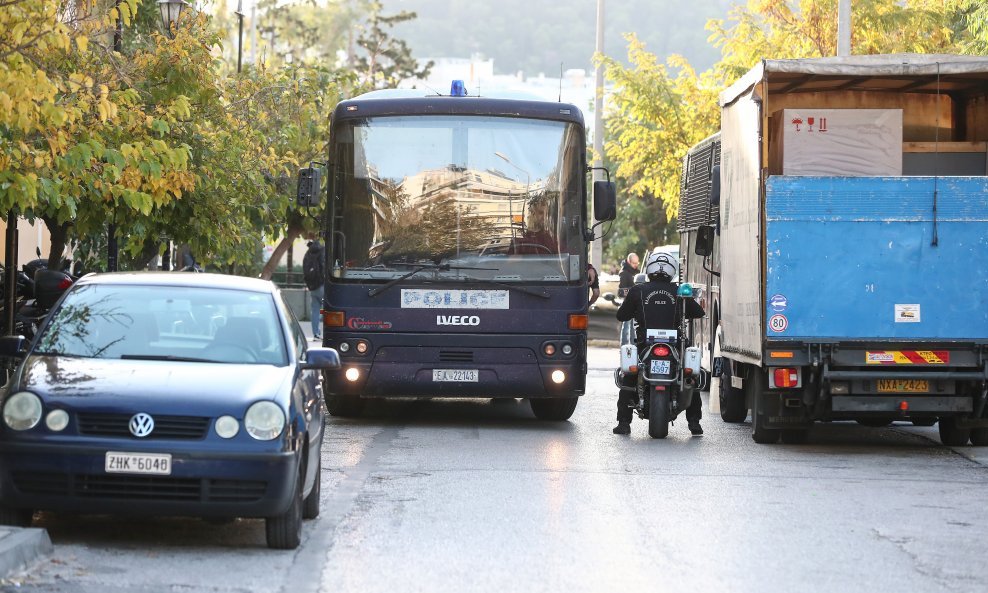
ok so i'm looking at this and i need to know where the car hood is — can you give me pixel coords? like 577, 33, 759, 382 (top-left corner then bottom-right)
16, 355, 294, 413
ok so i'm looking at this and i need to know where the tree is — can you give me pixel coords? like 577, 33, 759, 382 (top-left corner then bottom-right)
353, 1, 432, 89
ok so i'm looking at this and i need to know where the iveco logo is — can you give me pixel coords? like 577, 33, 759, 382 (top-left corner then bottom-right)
129, 413, 155, 438
437, 315, 480, 326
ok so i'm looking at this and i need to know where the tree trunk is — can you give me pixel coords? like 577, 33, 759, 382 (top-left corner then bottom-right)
259, 212, 307, 281
43, 217, 71, 272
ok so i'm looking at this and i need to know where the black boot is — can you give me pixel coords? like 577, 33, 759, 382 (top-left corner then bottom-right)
612, 421, 631, 435
688, 420, 703, 436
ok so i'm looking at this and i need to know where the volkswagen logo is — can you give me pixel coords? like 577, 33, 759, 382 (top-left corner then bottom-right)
129, 413, 155, 438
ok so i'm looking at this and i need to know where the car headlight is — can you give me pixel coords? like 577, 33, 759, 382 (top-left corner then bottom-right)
4, 392, 43, 431
244, 401, 285, 441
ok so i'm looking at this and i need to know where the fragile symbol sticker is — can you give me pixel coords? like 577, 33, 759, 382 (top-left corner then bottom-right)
769, 314, 788, 333
894, 304, 921, 323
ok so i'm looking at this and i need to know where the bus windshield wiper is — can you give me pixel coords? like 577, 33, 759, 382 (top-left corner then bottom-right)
454, 275, 551, 300
367, 263, 498, 297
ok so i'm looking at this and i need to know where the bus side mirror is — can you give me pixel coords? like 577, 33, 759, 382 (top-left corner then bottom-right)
695, 225, 714, 257
297, 167, 322, 208
709, 165, 721, 207
593, 181, 616, 222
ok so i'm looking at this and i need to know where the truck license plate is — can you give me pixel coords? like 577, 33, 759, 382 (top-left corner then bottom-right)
433, 369, 478, 382
876, 379, 929, 393
105, 452, 172, 475
650, 360, 671, 375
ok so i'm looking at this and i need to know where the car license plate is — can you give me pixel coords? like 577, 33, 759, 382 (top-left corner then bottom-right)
105, 451, 172, 475
876, 379, 929, 393
433, 369, 478, 382
650, 360, 671, 375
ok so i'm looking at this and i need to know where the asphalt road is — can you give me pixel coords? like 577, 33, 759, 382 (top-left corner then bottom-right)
4, 347, 987, 593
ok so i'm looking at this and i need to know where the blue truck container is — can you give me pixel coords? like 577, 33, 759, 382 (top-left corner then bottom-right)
678, 55, 988, 446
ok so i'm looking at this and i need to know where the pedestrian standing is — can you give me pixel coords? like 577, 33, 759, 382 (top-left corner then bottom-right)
617, 252, 640, 298
302, 239, 325, 340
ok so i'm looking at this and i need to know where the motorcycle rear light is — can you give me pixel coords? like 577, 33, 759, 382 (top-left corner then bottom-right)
651, 344, 671, 357
773, 367, 799, 388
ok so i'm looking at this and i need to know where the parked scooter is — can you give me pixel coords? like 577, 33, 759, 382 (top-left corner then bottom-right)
607, 283, 704, 439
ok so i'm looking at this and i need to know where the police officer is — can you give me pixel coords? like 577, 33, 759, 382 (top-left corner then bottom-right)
613, 251, 705, 436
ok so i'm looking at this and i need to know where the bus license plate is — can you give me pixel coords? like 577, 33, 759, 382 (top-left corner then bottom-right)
433, 369, 478, 382
650, 360, 671, 375
105, 452, 172, 475
876, 379, 929, 393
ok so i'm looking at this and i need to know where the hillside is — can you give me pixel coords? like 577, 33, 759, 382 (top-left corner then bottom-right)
389, 0, 733, 76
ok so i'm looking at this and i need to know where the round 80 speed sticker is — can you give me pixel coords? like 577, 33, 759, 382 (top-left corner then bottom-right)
769, 314, 788, 333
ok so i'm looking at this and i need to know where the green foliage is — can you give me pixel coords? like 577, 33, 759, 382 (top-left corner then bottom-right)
354, 1, 433, 88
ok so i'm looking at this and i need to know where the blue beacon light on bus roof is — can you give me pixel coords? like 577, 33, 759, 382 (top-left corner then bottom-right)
450, 80, 468, 97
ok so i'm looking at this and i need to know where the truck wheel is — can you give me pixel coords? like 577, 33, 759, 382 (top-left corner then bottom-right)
529, 397, 579, 421
648, 388, 670, 439
938, 417, 971, 447
714, 329, 747, 423
749, 370, 780, 444
324, 392, 365, 417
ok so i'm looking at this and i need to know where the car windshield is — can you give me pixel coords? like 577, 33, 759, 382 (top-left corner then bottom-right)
332, 114, 585, 283
34, 284, 288, 366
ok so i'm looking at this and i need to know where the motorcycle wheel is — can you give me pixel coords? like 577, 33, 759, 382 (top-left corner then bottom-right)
648, 387, 670, 439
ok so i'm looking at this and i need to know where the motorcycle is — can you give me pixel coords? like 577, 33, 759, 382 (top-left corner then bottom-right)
609, 283, 704, 439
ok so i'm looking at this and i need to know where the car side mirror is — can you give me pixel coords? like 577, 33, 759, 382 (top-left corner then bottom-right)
297, 167, 322, 208
710, 165, 720, 207
592, 181, 616, 222
603, 292, 616, 302
300, 347, 341, 370
0, 335, 28, 358
695, 225, 714, 257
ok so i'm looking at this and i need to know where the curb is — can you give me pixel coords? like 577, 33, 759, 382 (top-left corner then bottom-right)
0, 527, 52, 578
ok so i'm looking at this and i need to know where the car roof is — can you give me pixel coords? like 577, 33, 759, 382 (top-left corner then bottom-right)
74, 272, 277, 293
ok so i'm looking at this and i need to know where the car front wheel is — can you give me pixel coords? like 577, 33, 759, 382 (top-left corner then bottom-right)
266, 467, 303, 550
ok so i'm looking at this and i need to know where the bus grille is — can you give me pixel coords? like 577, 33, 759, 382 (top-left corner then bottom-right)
439, 350, 474, 363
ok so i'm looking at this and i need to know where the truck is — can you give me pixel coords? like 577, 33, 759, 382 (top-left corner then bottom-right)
295, 83, 615, 421
678, 54, 988, 445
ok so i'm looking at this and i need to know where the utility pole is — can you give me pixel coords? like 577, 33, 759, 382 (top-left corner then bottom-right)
236, 1, 244, 73
108, 1, 122, 272
837, 0, 852, 56
591, 0, 605, 274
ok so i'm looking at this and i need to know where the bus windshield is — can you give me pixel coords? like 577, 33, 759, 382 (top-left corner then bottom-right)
332, 115, 585, 283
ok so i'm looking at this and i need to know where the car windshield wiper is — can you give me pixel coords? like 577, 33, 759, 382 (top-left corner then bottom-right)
367, 263, 498, 297
454, 275, 551, 300
119, 354, 225, 363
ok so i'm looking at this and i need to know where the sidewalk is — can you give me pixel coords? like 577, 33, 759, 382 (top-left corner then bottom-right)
0, 525, 52, 580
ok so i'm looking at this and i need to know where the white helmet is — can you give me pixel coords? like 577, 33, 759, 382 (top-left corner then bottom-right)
645, 251, 676, 281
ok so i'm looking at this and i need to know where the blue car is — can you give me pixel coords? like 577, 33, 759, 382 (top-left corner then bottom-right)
0, 273, 339, 549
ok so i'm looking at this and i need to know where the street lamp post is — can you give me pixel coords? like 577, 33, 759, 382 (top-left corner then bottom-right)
235, 1, 245, 73
107, 1, 124, 271
157, 0, 189, 38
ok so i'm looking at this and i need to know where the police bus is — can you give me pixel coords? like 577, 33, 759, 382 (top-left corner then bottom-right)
296, 82, 615, 421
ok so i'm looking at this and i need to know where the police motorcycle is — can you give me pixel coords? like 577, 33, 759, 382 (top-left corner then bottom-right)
605, 279, 704, 439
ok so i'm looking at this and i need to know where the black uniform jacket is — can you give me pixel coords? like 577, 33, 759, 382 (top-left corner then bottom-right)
616, 279, 705, 344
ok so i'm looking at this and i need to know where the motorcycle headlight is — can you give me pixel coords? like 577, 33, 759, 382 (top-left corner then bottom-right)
244, 401, 285, 441
4, 392, 43, 431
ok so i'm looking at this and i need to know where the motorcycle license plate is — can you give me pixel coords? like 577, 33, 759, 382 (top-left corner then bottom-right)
650, 360, 671, 375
